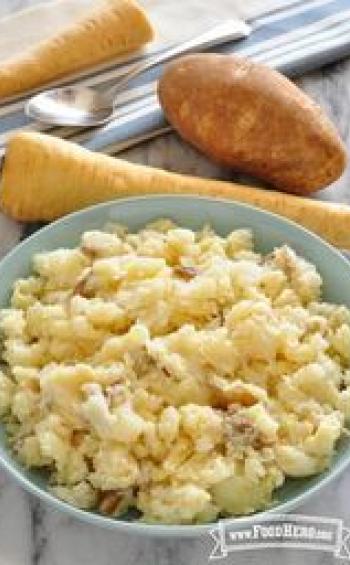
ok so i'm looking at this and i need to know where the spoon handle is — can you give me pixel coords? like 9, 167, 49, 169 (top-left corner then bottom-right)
106, 19, 250, 102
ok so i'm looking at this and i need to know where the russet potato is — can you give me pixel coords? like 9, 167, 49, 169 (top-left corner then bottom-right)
158, 54, 347, 194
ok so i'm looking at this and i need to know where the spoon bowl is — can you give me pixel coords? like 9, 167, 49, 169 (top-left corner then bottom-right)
26, 86, 114, 126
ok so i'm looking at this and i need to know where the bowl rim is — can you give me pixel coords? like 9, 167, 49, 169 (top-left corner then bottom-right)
1, 193, 350, 537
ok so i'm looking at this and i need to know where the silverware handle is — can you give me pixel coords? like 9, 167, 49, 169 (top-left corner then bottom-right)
106, 20, 250, 101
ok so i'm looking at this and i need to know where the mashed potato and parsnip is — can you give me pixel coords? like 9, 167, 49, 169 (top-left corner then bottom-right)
0, 220, 350, 524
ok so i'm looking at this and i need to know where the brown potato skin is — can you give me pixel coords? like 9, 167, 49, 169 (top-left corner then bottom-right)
158, 54, 347, 194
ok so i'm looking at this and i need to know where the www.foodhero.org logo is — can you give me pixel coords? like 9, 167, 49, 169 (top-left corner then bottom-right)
209, 514, 350, 560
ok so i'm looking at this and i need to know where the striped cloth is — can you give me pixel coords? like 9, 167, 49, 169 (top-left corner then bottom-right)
0, 0, 350, 157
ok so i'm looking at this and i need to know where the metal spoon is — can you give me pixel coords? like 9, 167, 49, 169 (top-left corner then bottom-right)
25, 20, 250, 128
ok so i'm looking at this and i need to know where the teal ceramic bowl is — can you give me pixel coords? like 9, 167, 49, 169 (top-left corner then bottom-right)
0, 195, 350, 537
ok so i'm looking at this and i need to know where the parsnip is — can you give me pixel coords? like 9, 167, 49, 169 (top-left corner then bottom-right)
0, 0, 154, 99
1, 131, 350, 250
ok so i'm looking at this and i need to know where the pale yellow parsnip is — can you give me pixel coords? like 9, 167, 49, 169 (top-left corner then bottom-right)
1, 131, 350, 250
0, 0, 154, 99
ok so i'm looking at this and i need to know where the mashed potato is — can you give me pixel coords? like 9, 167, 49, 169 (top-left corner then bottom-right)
0, 220, 349, 524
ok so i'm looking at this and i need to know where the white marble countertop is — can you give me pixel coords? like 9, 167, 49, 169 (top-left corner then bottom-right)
1, 2, 350, 565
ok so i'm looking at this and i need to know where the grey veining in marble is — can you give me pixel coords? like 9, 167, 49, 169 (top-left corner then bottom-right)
1, 1, 350, 565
